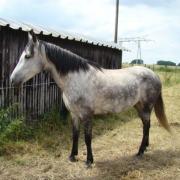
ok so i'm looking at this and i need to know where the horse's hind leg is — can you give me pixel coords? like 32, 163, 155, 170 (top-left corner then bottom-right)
135, 103, 152, 156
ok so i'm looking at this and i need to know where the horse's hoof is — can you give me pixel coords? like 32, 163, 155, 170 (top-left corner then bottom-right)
85, 161, 93, 168
136, 152, 144, 157
69, 156, 78, 162
86, 160, 93, 169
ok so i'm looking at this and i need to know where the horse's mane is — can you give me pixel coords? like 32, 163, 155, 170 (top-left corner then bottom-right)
40, 41, 101, 75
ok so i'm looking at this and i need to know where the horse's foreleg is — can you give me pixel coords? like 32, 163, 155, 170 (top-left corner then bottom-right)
83, 118, 93, 166
69, 117, 80, 162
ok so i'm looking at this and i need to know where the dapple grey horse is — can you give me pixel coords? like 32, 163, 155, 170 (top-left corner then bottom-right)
10, 32, 171, 167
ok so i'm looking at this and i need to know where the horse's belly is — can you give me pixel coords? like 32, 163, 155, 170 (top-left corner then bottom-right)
94, 96, 138, 114
94, 81, 139, 114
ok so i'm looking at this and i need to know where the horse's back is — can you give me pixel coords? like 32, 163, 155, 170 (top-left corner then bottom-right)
112, 66, 162, 105
103, 66, 157, 78
99, 66, 161, 88
93, 66, 161, 114
63, 65, 162, 116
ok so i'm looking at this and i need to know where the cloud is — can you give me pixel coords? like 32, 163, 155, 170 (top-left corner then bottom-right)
0, 0, 179, 64
120, 0, 175, 7
0, 0, 8, 12
119, 3, 180, 64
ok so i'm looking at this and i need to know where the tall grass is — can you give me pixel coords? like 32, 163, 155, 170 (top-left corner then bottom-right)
123, 64, 180, 86
153, 66, 180, 86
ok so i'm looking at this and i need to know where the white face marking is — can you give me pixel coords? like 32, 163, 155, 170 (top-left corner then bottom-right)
10, 39, 45, 85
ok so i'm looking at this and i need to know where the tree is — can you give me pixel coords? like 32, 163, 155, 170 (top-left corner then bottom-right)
130, 59, 144, 64
157, 60, 176, 66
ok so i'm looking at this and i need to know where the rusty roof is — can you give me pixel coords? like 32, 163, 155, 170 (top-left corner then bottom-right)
0, 17, 128, 51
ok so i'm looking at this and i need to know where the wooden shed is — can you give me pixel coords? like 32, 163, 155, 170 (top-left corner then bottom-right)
0, 18, 127, 120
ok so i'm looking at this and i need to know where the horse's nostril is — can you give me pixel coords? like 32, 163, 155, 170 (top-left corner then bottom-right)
10, 76, 22, 88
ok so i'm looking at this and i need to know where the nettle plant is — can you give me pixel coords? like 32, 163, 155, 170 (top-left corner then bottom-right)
0, 104, 33, 141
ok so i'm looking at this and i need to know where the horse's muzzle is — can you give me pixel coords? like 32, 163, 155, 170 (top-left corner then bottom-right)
10, 76, 23, 88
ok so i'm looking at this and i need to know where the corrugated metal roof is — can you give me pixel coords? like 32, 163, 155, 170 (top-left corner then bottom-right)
0, 17, 129, 51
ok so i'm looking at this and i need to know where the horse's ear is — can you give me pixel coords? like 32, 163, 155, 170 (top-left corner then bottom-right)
28, 30, 37, 43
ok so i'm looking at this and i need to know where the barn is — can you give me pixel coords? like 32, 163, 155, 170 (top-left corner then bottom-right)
0, 17, 127, 120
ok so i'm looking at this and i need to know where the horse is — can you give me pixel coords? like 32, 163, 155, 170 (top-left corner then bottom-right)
10, 32, 171, 167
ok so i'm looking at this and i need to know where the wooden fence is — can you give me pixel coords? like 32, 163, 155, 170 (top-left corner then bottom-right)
0, 74, 62, 121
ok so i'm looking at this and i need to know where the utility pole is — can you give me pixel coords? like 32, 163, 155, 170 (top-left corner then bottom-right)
114, 0, 119, 43
137, 40, 141, 59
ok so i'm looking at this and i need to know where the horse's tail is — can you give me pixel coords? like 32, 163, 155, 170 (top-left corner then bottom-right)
154, 92, 171, 133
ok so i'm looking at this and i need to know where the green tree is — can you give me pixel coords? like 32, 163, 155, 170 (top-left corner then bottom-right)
157, 60, 176, 66
130, 59, 144, 64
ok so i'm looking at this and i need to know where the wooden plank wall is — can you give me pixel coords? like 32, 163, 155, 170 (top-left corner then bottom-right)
0, 26, 122, 121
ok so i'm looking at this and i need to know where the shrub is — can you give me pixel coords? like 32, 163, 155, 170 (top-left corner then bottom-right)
157, 60, 176, 66
0, 105, 34, 141
130, 59, 144, 64
1, 118, 34, 141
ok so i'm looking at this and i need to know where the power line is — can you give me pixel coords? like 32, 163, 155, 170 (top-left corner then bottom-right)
119, 37, 153, 60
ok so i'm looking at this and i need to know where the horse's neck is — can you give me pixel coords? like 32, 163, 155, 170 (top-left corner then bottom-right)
46, 60, 95, 91
44, 59, 65, 89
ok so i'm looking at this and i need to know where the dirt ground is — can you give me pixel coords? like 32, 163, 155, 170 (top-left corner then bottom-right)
0, 84, 180, 179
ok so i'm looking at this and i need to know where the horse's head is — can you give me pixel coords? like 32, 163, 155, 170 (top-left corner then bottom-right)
10, 32, 45, 86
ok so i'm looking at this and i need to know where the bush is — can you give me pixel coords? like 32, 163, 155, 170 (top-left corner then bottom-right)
0, 105, 15, 133
130, 59, 144, 64
0, 105, 35, 155
0, 105, 34, 141
1, 119, 34, 141
157, 60, 176, 66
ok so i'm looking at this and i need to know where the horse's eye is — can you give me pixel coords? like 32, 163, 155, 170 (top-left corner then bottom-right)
25, 54, 31, 59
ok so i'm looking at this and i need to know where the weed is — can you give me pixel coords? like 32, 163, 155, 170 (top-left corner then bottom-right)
0, 105, 34, 155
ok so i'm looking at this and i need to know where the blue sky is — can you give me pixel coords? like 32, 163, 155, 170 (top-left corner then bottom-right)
0, 0, 179, 64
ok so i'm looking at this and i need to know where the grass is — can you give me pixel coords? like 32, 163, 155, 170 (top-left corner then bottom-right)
0, 103, 138, 157
123, 63, 180, 86
0, 65, 180, 179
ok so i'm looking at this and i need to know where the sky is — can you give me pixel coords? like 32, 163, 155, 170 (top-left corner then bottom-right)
0, 0, 179, 64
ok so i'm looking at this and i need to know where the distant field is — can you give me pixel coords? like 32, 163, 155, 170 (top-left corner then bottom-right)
123, 63, 180, 86
0, 65, 179, 179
